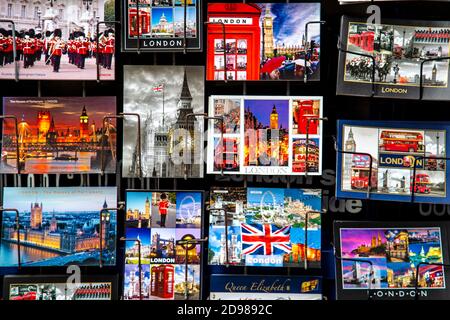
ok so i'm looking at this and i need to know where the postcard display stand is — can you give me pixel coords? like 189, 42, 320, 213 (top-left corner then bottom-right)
1, 0, 450, 302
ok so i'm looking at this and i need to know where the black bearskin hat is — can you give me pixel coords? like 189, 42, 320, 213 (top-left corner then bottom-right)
45, 31, 51, 37
105, 28, 115, 37
53, 28, 62, 37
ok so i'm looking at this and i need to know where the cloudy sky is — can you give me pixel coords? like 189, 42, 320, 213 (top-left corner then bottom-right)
258, 3, 321, 47
4, 187, 117, 213
3, 97, 115, 132
122, 65, 204, 171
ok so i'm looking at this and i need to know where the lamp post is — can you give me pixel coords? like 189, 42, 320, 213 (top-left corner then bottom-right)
37, 9, 42, 28
48, 0, 57, 7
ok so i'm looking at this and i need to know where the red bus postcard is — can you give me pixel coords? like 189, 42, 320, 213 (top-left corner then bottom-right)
336, 120, 450, 203
207, 95, 323, 176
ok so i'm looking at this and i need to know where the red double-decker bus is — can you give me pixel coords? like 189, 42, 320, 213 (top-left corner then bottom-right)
379, 130, 424, 153
411, 173, 431, 194
351, 155, 377, 190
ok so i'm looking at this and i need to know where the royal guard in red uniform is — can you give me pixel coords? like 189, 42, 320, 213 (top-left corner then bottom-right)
49, 29, 63, 72
4, 31, 14, 65
67, 33, 75, 65
35, 34, 44, 61
97, 34, 105, 68
16, 32, 24, 62
104, 30, 114, 70
77, 34, 88, 69
23, 34, 36, 68
91, 39, 97, 61
0, 28, 6, 67
44, 31, 52, 65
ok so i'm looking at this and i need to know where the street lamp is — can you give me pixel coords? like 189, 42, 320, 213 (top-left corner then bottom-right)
37, 8, 42, 28
48, 0, 57, 7
83, 0, 93, 11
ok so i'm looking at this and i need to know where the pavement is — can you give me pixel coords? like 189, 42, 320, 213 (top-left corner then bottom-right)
0, 55, 115, 80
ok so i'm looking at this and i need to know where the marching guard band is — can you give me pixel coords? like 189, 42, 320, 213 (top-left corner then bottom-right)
0, 27, 115, 72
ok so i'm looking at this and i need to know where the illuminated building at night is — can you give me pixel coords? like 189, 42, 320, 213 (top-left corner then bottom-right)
2, 200, 112, 254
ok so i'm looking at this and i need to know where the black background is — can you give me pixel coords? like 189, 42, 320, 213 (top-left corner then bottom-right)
1, 0, 450, 301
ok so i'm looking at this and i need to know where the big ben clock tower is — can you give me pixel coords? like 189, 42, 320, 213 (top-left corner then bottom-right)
263, 6, 274, 58
344, 128, 356, 189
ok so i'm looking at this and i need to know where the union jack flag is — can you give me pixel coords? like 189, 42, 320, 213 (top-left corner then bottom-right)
152, 84, 164, 92
241, 224, 291, 256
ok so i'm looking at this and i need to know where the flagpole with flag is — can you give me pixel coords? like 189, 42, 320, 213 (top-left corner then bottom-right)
152, 83, 165, 128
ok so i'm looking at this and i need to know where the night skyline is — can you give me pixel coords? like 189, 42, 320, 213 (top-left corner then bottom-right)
3, 97, 116, 132
340, 229, 387, 255
245, 99, 289, 129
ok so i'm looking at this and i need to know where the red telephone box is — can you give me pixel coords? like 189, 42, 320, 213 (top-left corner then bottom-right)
150, 265, 174, 299
207, 3, 261, 80
128, 8, 150, 36
361, 31, 374, 52
294, 100, 318, 135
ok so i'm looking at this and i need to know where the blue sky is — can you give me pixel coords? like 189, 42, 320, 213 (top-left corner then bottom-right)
125, 228, 151, 249
208, 226, 241, 254
151, 228, 176, 243
174, 7, 196, 23
176, 192, 201, 217
126, 192, 152, 212
247, 188, 285, 208
284, 189, 321, 210
152, 8, 174, 25
4, 187, 116, 213
176, 228, 200, 241
175, 265, 200, 284
258, 3, 321, 46
124, 264, 150, 286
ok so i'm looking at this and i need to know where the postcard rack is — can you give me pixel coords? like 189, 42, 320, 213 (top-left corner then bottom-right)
101, 113, 143, 178
129, 0, 194, 54
120, 236, 143, 300
185, 113, 224, 179
418, 56, 450, 100
304, 21, 326, 83
333, 247, 374, 300
333, 136, 374, 199
204, 21, 227, 82
0, 115, 21, 175
337, 37, 376, 97
410, 156, 450, 203
414, 262, 450, 300
0, 208, 21, 268
305, 117, 328, 176
99, 203, 125, 268
96, 21, 121, 82
304, 210, 326, 270
0, 19, 19, 82
176, 237, 208, 300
